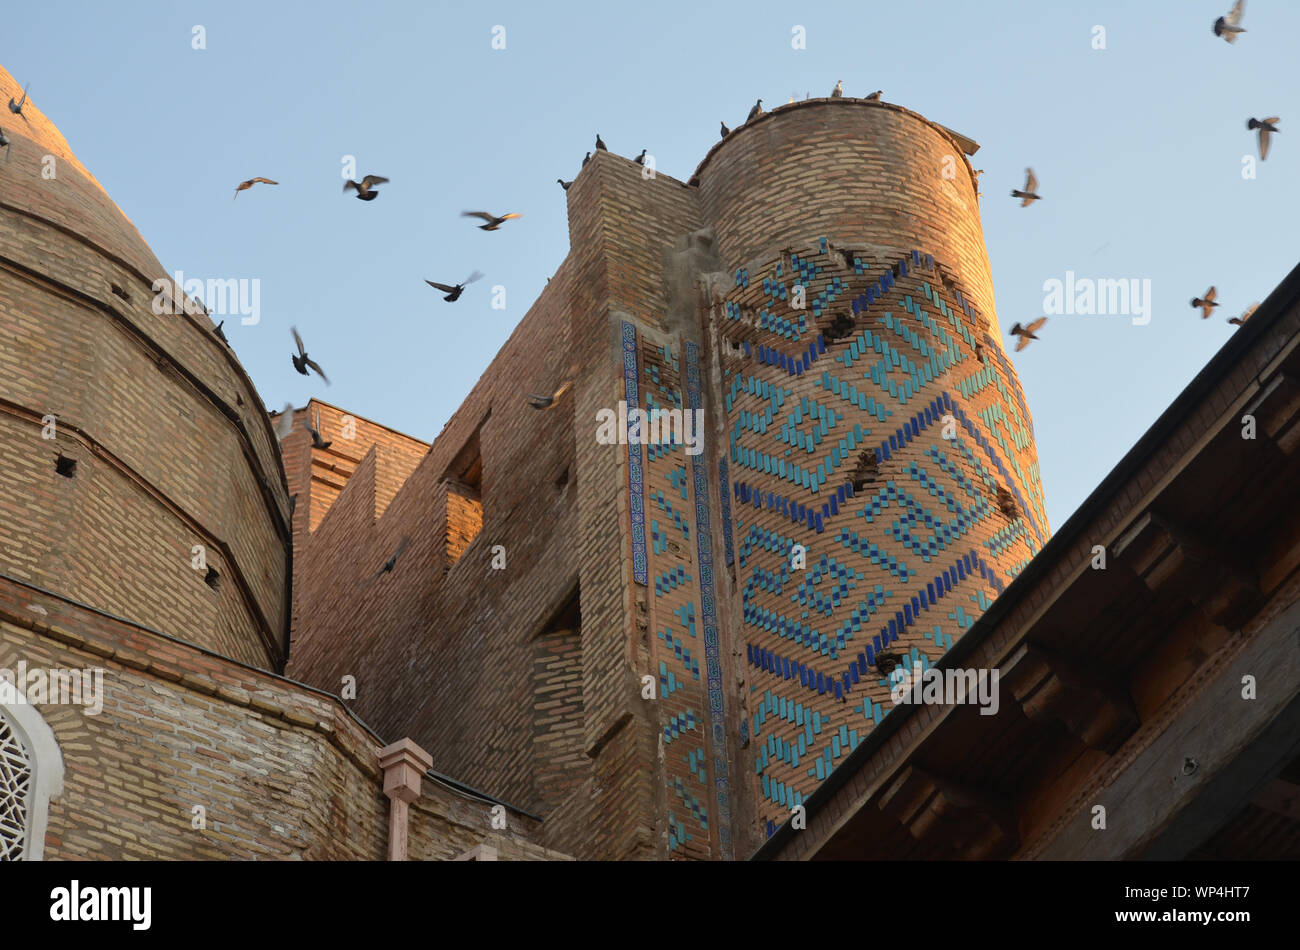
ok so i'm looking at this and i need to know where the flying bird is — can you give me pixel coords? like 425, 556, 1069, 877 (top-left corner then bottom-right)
8, 83, 28, 116
528, 378, 574, 409
307, 407, 332, 450
290, 326, 329, 384
233, 177, 277, 199
0, 127, 9, 153
1228, 302, 1259, 326
213, 320, 229, 344
595, 133, 607, 151
557, 178, 572, 190
720, 121, 730, 138
1214, 1, 1246, 43
425, 270, 484, 302
582, 151, 591, 167
1247, 117, 1279, 160
273, 404, 294, 441
1190, 287, 1219, 319
462, 211, 521, 231
865, 90, 883, 101
343, 174, 389, 201
831, 80, 843, 98
1010, 317, 1047, 352
635, 148, 647, 165
747, 99, 763, 121
374, 537, 410, 579
1011, 168, 1041, 206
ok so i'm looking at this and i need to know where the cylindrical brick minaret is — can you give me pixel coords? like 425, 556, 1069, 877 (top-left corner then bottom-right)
0, 65, 291, 669
699, 99, 1047, 838
698, 100, 995, 335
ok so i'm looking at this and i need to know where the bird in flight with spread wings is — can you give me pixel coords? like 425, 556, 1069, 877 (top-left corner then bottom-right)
291, 327, 329, 384
1010, 318, 1047, 352
462, 211, 521, 231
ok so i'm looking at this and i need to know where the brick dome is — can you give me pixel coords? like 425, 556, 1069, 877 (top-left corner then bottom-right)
0, 64, 291, 669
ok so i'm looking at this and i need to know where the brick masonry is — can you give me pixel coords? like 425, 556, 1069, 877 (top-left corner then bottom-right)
0, 62, 560, 862
0, 583, 559, 860
286, 99, 1046, 857
1, 58, 1049, 861
0, 65, 291, 671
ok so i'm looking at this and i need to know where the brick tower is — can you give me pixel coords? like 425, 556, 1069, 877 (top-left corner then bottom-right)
282, 96, 1047, 860
593, 98, 1046, 855
695, 101, 1048, 842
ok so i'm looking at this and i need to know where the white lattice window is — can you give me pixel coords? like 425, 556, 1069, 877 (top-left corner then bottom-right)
0, 696, 64, 861
0, 712, 33, 860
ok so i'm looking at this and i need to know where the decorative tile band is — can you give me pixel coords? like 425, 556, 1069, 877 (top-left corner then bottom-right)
685, 340, 733, 858
622, 320, 648, 586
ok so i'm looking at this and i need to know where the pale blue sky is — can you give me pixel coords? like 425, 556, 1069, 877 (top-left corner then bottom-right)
7, 0, 1296, 529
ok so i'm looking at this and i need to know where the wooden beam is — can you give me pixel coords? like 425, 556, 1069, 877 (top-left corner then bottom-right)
877, 765, 1018, 859
1112, 511, 1260, 628
1031, 593, 1300, 859
1245, 372, 1300, 455
1003, 643, 1139, 754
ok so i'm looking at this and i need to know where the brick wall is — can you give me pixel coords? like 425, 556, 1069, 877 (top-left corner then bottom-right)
0, 585, 555, 860
0, 63, 562, 862
4, 62, 1051, 860
444, 484, 484, 569
281, 400, 430, 535
286, 252, 589, 834
530, 625, 585, 813
277, 400, 428, 656
285, 150, 718, 859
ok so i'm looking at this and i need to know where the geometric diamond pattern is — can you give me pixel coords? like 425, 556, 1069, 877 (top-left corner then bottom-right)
723, 241, 1045, 839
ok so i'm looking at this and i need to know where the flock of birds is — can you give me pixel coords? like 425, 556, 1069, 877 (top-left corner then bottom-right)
718, 86, 884, 144
233, 168, 553, 444
554, 7, 1265, 366
1, 2, 1274, 456
247, 122, 656, 482
3, 75, 539, 417
1008, 1, 1266, 352
565, 133, 649, 187
241, 154, 576, 456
